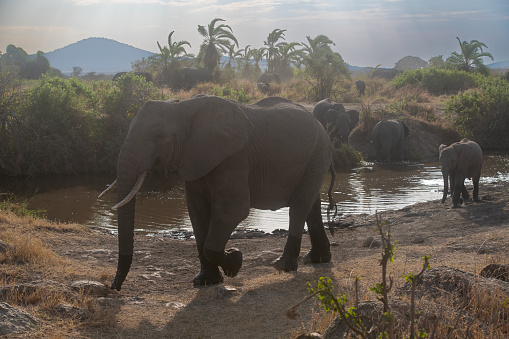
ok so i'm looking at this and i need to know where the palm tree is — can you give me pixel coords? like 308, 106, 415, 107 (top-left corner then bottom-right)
151, 31, 191, 87
198, 18, 239, 72
276, 42, 302, 81
301, 35, 335, 57
224, 44, 243, 69
264, 29, 286, 72
448, 37, 494, 74
250, 47, 266, 72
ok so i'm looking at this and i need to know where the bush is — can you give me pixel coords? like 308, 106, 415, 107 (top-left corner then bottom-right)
332, 144, 363, 170
0, 73, 165, 176
392, 68, 481, 95
445, 77, 509, 149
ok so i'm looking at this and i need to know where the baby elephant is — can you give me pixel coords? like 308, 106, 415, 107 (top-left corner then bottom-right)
439, 138, 482, 208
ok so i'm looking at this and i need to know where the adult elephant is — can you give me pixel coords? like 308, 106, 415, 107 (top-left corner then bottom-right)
257, 73, 280, 85
99, 95, 335, 290
313, 98, 346, 126
113, 71, 153, 83
371, 119, 409, 163
439, 139, 482, 208
182, 67, 212, 89
355, 80, 365, 96
323, 109, 360, 145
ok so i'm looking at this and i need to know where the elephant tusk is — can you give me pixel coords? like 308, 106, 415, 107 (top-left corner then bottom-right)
98, 180, 117, 198
112, 172, 147, 209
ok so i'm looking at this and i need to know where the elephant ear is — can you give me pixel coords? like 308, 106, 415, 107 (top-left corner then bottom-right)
452, 142, 473, 172
179, 96, 254, 181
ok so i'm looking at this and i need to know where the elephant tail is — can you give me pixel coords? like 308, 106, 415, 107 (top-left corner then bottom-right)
326, 164, 338, 235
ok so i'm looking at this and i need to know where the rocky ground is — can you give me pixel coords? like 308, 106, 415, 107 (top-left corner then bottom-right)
1, 179, 508, 338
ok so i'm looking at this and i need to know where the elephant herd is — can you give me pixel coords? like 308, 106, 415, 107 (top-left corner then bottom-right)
99, 94, 483, 292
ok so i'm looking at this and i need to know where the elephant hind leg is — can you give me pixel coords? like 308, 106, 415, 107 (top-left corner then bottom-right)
473, 176, 481, 202
303, 196, 331, 264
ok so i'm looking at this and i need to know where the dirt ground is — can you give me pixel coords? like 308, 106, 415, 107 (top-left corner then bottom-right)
2, 179, 508, 338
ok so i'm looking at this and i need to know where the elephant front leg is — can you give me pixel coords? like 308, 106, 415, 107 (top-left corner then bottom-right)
273, 207, 307, 272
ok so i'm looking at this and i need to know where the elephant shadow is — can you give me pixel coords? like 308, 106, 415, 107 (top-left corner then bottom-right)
117, 265, 334, 337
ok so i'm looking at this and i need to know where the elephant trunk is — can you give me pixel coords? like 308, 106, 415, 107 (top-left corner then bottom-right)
441, 173, 448, 203
111, 140, 154, 290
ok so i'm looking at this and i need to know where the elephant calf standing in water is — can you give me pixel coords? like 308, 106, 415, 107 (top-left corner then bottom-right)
371, 119, 409, 163
439, 138, 482, 208
99, 95, 335, 290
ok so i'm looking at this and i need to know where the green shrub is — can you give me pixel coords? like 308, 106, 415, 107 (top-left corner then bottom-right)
332, 143, 363, 170
392, 68, 481, 95
95, 72, 166, 172
445, 77, 509, 148
16, 76, 99, 175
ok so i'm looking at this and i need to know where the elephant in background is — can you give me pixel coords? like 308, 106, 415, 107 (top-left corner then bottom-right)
182, 67, 212, 89
371, 119, 409, 163
355, 80, 365, 96
323, 109, 360, 145
99, 95, 335, 291
257, 73, 280, 85
439, 138, 482, 208
313, 98, 359, 145
113, 71, 154, 83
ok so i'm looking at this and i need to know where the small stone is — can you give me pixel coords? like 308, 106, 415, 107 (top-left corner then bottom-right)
70, 280, 106, 296
362, 236, 381, 248
165, 301, 186, 309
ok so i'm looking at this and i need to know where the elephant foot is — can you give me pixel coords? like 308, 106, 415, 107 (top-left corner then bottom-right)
451, 203, 462, 209
272, 255, 298, 272
220, 248, 243, 278
193, 264, 224, 286
303, 247, 331, 264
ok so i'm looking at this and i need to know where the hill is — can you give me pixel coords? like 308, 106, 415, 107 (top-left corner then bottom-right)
487, 61, 509, 69
43, 37, 155, 74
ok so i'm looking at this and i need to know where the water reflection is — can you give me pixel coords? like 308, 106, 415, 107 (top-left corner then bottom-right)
1, 153, 507, 234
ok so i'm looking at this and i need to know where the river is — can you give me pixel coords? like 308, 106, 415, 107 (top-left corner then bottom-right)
1, 152, 508, 234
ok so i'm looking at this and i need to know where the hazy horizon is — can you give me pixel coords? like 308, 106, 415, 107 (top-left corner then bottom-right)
1, 0, 508, 68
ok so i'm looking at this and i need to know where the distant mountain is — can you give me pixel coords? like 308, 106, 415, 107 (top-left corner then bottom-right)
43, 37, 155, 74
487, 61, 509, 69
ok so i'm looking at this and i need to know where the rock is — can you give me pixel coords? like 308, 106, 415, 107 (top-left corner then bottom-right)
362, 236, 381, 248
203, 285, 238, 299
296, 332, 323, 339
70, 280, 107, 296
0, 302, 38, 335
54, 303, 89, 320
165, 301, 186, 309
411, 237, 425, 244
479, 264, 509, 282
0, 239, 11, 254
400, 266, 509, 301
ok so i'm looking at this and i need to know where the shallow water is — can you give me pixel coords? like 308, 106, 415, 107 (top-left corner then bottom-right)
1, 152, 508, 234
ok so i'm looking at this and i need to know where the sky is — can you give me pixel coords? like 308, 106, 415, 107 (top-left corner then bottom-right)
1, 0, 508, 68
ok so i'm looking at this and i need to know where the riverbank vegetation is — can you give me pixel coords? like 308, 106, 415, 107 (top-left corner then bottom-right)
1, 21, 508, 177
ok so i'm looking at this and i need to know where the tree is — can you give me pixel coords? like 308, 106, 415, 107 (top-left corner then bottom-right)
301, 34, 334, 57
72, 67, 82, 77
197, 18, 238, 72
394, 56, 427, 71
150, 31, 191, 87
302, 35, 349, 101
274, 42, 302, 81
447, 37, 494, 75
264, 29, 286, 73
224, 44, 243, 69
428, 55, 446, 69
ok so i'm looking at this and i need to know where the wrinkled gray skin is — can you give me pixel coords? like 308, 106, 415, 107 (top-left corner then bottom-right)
102, 95, 334, 290
113, 71, 153, 83
323, 109, 360, 145
182, 67, 212, 89
439, 139, 482, 208
355, 80, 365, 96
257, 73, 280, 85
372, 119, 409, 163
